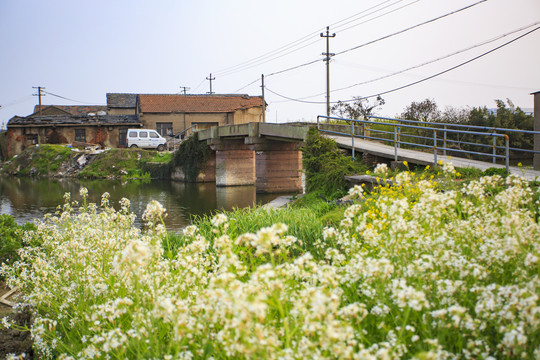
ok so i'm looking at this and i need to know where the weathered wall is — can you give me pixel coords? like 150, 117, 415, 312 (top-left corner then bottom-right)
6, 126, 131, 158
233, 107, 263, 124
108, 108, 136, 115
140, 113, 227, 134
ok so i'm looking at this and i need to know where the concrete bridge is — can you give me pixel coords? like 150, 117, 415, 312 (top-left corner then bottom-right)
196, 122, 310, 193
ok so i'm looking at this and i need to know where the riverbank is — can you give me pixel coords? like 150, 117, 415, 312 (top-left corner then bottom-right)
0, 144, 171, 179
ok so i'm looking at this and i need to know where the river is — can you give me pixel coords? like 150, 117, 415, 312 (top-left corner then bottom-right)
0, 177, 292, 231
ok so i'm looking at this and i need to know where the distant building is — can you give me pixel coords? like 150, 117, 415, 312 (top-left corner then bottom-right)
106, 93, 138, 115
5, 92, 265, 157
5, 112, 139, 157
136, 94, 265, 137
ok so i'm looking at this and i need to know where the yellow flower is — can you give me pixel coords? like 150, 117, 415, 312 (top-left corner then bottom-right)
403, 161, 408, 167
518, 162, 522, 167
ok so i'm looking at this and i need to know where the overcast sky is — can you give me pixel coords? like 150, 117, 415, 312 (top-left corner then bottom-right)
1, 0, 539, 129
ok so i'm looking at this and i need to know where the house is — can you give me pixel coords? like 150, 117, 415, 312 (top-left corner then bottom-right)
5, 111, 140, 158
136, 94, 265, 136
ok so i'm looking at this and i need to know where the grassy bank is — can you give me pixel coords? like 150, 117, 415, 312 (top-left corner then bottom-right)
0, 144, 172, 179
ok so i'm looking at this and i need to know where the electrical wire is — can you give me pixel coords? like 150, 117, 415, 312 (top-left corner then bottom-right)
233, 78, 260, 93
265, 26, 540, 104
214, 0, 421, 78
275, 21, 540, 101
213, 0, 401, 76
0, 95, 34, 110
334, 0, 487, 57
42, 91, 105, 105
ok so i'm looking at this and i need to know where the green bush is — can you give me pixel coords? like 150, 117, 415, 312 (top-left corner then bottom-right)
302, 128, 367, 197
0, 214, 35, 265
171, 133, 211, 182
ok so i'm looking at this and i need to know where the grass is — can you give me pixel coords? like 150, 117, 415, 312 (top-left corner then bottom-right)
78, 149, 169, 179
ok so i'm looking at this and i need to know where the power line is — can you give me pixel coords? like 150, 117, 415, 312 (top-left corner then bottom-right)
42, 91, 105, 105
276, 21, 540, 101
214, 0, 420, 78
0, 95, 34, 110
265, 26, 540, 104
262, 0, 486, 82
334, 0, 487, 57
213, 0, 402, 77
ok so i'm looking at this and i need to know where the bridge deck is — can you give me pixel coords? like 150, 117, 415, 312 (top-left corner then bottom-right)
328, 135, 540, 181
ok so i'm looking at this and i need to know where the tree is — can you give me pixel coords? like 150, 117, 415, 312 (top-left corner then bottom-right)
441, 105, 471, 124
401, 98, 440, 122
331, 95, 385, 120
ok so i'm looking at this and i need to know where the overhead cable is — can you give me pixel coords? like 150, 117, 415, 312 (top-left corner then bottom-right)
265, 26, 540, 104
334, 0, 487, 57
43, 91, 105, 105
213, 0, 401, 76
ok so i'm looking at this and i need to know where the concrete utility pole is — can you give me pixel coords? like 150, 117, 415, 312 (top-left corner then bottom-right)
32, 86, 45, 115
261, 74, 266, 123
206, 73, 216, 95
320, 26, 335, 118
179, 86, 190, 95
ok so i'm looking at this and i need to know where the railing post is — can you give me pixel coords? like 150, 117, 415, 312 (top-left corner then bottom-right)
505, 135, 510, 173
317, 116, 320, 130
394, 126, 398, 161
398, 126, 401, 149
351, 122, 355, 160
492, 129, 497, 164
433, 129, 438, 166
443, 125, 447, 156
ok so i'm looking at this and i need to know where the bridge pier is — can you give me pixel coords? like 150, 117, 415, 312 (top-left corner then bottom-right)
199, 122, 310, 192
211, 139, 256, 186
250, 140, 303, 193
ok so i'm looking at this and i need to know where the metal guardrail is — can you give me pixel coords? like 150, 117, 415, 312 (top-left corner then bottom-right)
166, 124, 198, 149
317, 115, 520, 172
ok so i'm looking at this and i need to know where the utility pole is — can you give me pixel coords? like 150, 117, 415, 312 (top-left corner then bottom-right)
179, 86, 190, 95
320, 26, 335, 118
32, 86, 46, 115
206, 73, 215, 95
261, 74, 266, 123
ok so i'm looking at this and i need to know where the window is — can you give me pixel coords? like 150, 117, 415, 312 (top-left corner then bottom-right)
150, 131, 159, 138
128, 131, 137, 138
156, 122, 173, 136
26, 134, 38, 145
140, 131, 148, 138
75, 129, 86, 143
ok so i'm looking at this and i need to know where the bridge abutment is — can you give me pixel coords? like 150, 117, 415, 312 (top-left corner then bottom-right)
250, 140, 303, 193
211, 139, 256, 186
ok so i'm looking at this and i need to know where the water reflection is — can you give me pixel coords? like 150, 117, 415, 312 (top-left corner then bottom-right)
0, 177, 286, 231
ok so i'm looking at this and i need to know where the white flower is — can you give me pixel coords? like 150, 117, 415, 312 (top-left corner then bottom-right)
374, 163, 389, 176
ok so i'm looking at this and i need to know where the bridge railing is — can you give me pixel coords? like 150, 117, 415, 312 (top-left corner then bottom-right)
317, 115, 513, 172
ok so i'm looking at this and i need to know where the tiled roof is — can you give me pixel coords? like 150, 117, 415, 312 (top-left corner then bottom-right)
106, 93, 138, 108
138, 94, 263, 113
8, 114, 140, 127
33, 105, 108, 116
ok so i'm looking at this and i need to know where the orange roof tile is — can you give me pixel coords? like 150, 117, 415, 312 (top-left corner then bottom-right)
138, 94, 263, 113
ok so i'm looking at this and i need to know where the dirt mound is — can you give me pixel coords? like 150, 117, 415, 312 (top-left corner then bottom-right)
0, 283, 33, 359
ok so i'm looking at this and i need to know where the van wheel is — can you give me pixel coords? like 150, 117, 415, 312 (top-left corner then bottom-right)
157, 144, 165, 152
130, 144, 138, 148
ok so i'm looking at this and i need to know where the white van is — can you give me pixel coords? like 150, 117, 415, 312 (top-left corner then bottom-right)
126, 129, 167, 151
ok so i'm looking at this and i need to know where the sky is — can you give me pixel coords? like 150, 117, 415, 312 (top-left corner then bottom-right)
1, 0, 539, 129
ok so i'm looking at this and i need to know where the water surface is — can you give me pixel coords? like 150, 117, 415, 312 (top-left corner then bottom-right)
0, 177, 288, 231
